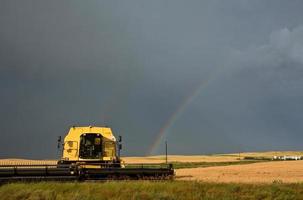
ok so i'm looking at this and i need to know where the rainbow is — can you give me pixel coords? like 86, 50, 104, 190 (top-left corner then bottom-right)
147, 68, 225, 155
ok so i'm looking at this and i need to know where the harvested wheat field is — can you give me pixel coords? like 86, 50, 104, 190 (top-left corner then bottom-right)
176, 160, 303, 183
124, 151, 303, 163
0, 159, 57, 165
1, 151, 303, 165
0, 155, 260, 165
0, 155, 240, 165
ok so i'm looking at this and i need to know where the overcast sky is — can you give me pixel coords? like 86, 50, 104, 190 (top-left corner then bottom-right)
1, 0, 303, 158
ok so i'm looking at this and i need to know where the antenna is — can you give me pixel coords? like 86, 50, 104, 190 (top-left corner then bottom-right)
57, 136, 62, 149
118, 135, 122, 158
165, 141, 168, 164
57, 136, 62, 159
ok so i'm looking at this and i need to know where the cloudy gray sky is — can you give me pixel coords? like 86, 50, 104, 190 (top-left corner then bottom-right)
1, 0, 303, 158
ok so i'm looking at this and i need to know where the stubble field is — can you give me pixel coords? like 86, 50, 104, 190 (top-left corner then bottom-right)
177, 160, 303, 183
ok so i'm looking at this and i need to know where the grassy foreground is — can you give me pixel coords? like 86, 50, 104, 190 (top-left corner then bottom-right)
1, 181, 303, 200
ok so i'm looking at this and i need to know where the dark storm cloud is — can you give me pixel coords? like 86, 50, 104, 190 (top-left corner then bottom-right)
167, 26, 303, 154
1, 0, 303, 158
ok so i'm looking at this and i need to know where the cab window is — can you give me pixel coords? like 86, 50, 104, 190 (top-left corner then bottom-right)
79, 133, 102, 159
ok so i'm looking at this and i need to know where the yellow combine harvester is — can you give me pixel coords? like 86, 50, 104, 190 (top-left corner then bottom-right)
0, 126, 174, 182
58, 126, 121, 166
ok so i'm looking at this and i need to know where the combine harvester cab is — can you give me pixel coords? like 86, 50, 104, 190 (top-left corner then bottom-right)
0, 126, 174, 182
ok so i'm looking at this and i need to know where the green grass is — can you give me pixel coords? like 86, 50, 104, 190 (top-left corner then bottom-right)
243, 156, 273, 161
125, 160, 267, 170
170, 160, 267, 169
0, 181, 302, 200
